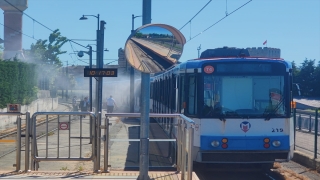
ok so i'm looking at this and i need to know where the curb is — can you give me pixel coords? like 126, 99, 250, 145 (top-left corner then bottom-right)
293, 150, 320, 172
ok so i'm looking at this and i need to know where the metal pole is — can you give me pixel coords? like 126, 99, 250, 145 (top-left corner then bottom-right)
309, 114, 312, 132
104, 116, 110, 172
314, 108, 318, 159
31, 115, 35, 170
95, 20, 106, 172
130, 67, 134, 112
16, 116, 21, 171
177, 118, 181, 171
89, 46, 93, 112
293, 108, 296, 150
96, 112, 101, 171
25, 112, 30, 172
66, 61, 68, 101
181, 124, 186, 180
89, 46, 93, 144
130, 14, 139, 113
187, 125, 194, 180
138, 1, 151, 179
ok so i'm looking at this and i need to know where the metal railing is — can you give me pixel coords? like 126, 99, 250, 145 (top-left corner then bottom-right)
30, 111, 98, 171
105, 113, 195, 180
0, 112, 30, 172
3, 111, 195, 180
293, 108, 319, 159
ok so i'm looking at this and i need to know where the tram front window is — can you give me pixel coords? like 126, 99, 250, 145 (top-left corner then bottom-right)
202, 75, 286, 118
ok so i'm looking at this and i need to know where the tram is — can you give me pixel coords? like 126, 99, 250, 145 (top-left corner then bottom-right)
150, 47, 294, 166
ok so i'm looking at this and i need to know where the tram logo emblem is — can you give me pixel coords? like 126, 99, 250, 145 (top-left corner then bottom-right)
240, 121, 251, 133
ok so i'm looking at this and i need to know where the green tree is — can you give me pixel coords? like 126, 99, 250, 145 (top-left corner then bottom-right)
24, 29, 68, 92
314, 61, 320, 96
299, 59, 316, 96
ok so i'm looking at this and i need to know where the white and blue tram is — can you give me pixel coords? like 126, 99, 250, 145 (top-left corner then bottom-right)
150, 47, 294, 165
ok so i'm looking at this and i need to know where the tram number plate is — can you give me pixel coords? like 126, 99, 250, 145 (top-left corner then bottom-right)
272, 128, 283, 132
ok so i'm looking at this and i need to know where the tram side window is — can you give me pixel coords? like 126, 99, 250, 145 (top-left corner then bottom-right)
180, 75, 185, 113
187, 75, 197, 115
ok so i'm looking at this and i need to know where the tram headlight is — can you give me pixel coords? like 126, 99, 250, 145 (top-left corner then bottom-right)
272, 140, 281, 147
211, 140, 220, 147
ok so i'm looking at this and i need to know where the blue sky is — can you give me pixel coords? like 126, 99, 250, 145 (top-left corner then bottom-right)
0, 0, 319, 67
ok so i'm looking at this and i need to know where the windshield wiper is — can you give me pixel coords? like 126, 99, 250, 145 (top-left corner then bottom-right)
263, 98, 285, 120
225, 111, 243, 118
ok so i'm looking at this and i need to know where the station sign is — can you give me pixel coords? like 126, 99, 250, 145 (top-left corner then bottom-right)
84, 68, 118, 77
7, 104, 21, 113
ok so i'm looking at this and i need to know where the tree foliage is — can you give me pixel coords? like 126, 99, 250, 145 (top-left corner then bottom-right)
0, 61, 38, 108
292, 58, 320, 97
26, 29, 67, 67
24, 29, 68, 91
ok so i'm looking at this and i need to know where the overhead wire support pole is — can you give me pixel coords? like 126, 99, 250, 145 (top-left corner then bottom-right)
138, 1, 151, 180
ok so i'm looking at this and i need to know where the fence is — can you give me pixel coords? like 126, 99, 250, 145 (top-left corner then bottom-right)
293, 108, 319, 159
1, 111, 195, 180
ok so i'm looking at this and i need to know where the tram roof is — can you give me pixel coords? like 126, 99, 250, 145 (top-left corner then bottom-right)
179, 57, 292, 70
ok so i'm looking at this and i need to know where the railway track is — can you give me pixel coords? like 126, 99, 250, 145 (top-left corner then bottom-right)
0, 103, 72, 159
129, 39, 171, 73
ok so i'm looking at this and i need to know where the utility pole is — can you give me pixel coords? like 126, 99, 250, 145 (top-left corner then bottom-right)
95, 20, 106, 171
138, 1, 151, 179
130, 14, 141, 113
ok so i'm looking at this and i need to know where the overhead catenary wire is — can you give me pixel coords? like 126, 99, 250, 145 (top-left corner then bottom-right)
187, 0, 253, 42
3, 0, 89, 50
4, 0, 54, 32
179, 0, 212, 31
0, 22, 38, 41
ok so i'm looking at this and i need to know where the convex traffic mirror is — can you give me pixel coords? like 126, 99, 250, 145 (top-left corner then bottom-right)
125, 24, 186, 73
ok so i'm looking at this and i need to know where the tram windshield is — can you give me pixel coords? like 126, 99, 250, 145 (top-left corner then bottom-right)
202, 75, 286, 118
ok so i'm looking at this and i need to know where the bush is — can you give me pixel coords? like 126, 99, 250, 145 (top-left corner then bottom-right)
0, 61, 38, 108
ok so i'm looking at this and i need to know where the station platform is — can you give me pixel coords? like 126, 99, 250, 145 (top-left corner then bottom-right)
0, 170, 199, 179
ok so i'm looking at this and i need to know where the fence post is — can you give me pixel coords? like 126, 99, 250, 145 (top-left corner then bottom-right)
314, 108, 318, 159
181, 124, 186, 180
176, 118, 181, 171
298, 114, 302, 130
309, 115, 312, 132
293, 108, 297, 150
25, 112, 30, 172
187, 124, 194, 180
16, 116, 21, 172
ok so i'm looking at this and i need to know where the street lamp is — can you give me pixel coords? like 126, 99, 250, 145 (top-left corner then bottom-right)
131, 14, 142, 34
79, 14, 100, 70
80, 14, 107, 172
80, 14, 100, 31
130, 14, 142, 113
